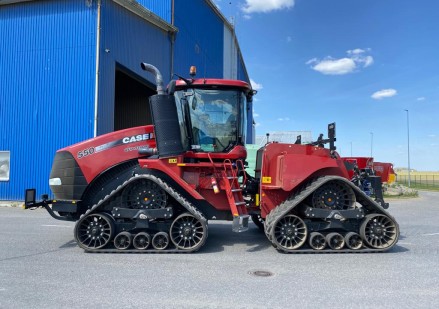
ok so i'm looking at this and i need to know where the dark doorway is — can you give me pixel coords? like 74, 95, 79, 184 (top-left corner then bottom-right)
114, 69, 155, 131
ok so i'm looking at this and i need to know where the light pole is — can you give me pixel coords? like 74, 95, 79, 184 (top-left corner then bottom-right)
370, 132, 373, 157
404, 109, 411, 187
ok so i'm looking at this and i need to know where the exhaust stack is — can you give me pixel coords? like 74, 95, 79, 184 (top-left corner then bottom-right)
140, 63, 164, 95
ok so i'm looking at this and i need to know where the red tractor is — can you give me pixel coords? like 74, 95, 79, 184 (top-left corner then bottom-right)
374, 162, 397, 184
25, 64, 399, 253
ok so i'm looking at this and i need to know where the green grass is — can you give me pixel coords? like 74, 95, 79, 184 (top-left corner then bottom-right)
397, 183, 439, 192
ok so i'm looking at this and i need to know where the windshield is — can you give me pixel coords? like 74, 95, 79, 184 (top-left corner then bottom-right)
175, 89, 247, 152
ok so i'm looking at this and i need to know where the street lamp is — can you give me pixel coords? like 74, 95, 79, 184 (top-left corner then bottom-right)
404, 109, 411, 187
370, 132, 373, 157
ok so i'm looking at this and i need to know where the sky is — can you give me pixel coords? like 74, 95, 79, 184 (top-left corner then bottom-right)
213, 0, 439, 171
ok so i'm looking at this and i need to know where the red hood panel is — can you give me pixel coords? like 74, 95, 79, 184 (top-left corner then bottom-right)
59, 125, 155, 183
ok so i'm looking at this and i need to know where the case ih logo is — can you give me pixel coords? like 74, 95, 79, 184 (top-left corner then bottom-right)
122, 134, 153, 144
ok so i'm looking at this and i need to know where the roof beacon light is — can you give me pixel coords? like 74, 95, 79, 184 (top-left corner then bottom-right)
189, 66, 197, 77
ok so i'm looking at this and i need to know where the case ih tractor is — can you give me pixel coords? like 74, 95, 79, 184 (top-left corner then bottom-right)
25, 63, 399, 253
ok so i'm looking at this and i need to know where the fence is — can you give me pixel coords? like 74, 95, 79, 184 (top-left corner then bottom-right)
396, 174, 439, 188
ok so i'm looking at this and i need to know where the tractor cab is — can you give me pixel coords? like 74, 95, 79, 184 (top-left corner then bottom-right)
174, 78, 253, 158
146, 63, 254, 161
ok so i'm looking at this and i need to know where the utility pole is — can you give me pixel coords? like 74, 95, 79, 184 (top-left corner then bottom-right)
404, 109, 411, 187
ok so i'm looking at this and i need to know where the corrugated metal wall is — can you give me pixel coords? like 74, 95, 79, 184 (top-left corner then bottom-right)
0, 0, 97, 200
136, 0, 172, 22
0, 0, 253, 200
97, 0, 172, 134
223, 25, 238, 79
236, 52, 254, 143
173, 0, 224, 78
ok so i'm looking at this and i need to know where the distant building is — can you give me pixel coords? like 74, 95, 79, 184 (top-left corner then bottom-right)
255, 131, 313, 146
0, 0, 253, 199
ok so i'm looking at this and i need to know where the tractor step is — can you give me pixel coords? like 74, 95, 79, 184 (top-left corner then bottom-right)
232, 215, 250, 233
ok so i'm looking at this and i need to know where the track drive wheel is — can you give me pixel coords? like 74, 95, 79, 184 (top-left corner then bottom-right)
170, 213, 207, 251
308, 232, 326, 250
360, 214, 398, 249
251, 214, 265, 232
272, 215, 308, 251
122, 178, 167, 209
311, 180, 356, 210
74, 213, 114, 250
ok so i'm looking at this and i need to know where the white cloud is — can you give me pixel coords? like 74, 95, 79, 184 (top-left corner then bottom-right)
428, 134, 436, 138
253, 113, 260, 118
417, 97, 426, 101
371, 89, 397, 100
286, 36, 292, 43
242, 0, 294, 14
307, 48, 373, 75
306, 58, 317, 65
250, 79, 263, 91
309, 57, 356, 75
347, 48, 365, 55
362, 55, 374, 67
255, 122, 261, 127
277, 117, 290, 121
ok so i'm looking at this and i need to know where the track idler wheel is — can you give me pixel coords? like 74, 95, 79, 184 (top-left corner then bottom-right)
326, 232, 345, 250
114, 232, 132, 250
360, 214, 398, 249
133, 232, 151, 250
308, 232, 326, 250
272, 215, 308, 250
344, 232, 363, 250
74, 213, 115, 250
152, 232, 169, 250
170, 213, 207, 251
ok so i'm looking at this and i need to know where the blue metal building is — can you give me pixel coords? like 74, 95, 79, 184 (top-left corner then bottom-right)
0, 0, 253, 200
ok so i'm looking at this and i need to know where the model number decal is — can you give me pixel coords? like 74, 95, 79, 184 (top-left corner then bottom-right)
77, 147, 95, 159
77, 133, 154, 159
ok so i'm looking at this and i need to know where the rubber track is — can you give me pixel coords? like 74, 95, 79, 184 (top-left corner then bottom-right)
77, 173, 208, 253
264, 176, 400, 253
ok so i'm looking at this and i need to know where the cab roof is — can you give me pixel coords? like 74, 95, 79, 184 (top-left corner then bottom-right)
175, 78, 252, 91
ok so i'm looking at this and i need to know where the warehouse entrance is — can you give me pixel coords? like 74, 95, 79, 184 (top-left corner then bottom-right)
114, 69, 155, 131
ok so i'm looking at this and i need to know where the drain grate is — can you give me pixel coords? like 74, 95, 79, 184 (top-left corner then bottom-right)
248, 270, 274, 277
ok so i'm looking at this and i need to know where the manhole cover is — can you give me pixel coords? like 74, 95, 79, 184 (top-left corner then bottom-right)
248, 270, 274, 277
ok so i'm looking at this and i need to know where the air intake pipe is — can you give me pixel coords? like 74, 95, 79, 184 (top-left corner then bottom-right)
140, 62, 184, 157
140, 63, 164, 95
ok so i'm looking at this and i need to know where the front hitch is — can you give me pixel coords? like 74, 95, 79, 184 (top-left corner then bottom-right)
24, 189, 76, 221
